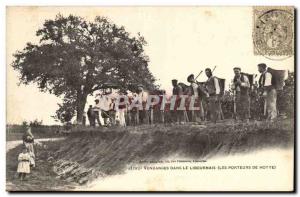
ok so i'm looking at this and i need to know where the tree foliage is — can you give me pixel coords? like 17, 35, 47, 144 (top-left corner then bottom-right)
12, 14, 156, 123
277, 72, 294, 117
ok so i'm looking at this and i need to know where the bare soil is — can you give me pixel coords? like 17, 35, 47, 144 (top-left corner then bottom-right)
6, 119, 294, 191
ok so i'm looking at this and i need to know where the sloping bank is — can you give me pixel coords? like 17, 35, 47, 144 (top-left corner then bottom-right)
50, 119, 293, 186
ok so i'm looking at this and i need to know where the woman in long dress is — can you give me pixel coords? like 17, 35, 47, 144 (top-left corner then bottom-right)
23, 127, 35, 155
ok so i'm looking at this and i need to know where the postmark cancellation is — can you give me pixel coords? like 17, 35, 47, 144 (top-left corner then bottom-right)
253, 6, 294, 57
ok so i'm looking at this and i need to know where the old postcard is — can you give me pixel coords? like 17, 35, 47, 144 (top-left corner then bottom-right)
6, 6, 295, 191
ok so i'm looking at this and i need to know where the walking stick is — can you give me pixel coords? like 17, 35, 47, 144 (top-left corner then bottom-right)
101, 110, 112, 119
233, 89, 237, 119
212, 65, 217, 73
195, 70, 203, 81
101, 110, 115, 126
263, 98, 267, 116
195, 66, 216, 81
149, 107, 154, 125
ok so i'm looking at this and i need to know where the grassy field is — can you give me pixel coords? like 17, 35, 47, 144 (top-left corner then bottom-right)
6, 119, 294, 191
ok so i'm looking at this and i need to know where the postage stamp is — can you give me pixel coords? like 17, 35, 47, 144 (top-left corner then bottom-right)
253, 6, 294, 58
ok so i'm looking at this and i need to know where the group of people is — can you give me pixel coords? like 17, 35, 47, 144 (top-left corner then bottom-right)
86, 94, 126, 127
172, 63, 278, 124
84, 63, 279, 127
86, 87, 147, 127
171, 67, 223, 124
14, 63, 279, 181
232, 63, 278, 122
85, 84, 172, 127
17, 126, 35, 181
171, 63, 279, 124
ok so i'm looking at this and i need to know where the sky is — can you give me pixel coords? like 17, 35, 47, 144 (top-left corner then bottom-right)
6, 6, 294, 125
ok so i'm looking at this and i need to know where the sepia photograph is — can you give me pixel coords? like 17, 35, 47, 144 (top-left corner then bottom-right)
6, 6, 295, 192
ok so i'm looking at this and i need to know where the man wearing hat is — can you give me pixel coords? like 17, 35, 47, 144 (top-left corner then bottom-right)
257, 63, 277, 121
137, 84, 149, 124
115, 90, 128, 126
172, 79, 185, 123
205, 68, 220, 123
93, 99, 102, 126
87, 105, 96, 126
232, 67, 251, 122
100, 95, 111, 126
187, 74, 204, 122
187, 74, 197, 93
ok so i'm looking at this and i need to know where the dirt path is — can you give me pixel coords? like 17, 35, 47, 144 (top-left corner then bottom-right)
6, 138, 64, 152
6, 137, 74, 191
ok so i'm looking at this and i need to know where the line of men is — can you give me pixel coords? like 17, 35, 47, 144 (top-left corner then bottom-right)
172, 63, 277, 123
172, 68, 222, 124
85, 63, 278, 126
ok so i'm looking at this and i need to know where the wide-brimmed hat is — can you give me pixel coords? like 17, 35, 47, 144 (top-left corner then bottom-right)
257, 63, 267, 69
187, 74, 194, 82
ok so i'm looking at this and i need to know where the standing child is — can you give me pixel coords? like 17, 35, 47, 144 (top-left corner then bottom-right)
17, 147, 31, 181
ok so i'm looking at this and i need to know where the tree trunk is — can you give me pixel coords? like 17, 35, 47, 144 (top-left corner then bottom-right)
76, 93, 87, 124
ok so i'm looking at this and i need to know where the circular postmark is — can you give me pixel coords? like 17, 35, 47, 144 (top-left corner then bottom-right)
253, 9, 294, 60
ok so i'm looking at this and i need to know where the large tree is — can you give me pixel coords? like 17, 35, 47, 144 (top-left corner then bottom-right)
12, 14, 156, 123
